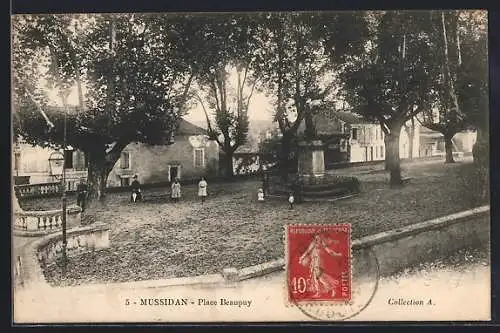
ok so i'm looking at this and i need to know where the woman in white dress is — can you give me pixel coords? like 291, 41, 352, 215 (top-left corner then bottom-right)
198, 177, 208, 203
171, 178, 181, 202
257, 188, 265, 202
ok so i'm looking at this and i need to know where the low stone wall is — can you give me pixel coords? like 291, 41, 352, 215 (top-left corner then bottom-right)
352, 205, 490, 276
226, 205, 490, 282
14, 222, 110, 289
13, 205, 82, 236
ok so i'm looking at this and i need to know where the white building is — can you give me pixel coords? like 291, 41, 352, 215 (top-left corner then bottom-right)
12, 137, 87, 191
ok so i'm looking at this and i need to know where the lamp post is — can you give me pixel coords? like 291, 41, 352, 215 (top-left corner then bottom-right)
48, 150, 68, 267
48, 96, 68, 269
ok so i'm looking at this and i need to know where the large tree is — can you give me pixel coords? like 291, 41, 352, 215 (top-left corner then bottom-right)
454, 10, 488, 167
12, 13, 198, 199
252, 12, 345, 180
188, 14, 260, 178
419, 11, 468, 163
341, 11, 439, 186
419, 10, 487, 164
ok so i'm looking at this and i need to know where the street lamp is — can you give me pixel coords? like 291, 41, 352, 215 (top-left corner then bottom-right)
48, 150, 68, 268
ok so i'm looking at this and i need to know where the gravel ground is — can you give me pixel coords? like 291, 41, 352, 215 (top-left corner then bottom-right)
382, 246, 490, 279
18, 159, 489, 287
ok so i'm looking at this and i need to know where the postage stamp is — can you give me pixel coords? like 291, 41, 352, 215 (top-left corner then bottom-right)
286, 224, 352, 304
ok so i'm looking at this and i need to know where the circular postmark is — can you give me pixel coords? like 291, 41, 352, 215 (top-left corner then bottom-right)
287, 229, 380, 321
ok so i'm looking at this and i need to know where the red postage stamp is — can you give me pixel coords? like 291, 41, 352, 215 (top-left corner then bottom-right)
286, 224, 351, 304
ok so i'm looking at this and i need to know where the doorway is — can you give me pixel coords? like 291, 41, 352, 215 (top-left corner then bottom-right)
370, 146, 374, 161
169, 165, 179, 181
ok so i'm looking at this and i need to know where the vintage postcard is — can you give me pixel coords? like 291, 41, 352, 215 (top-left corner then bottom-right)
11, 9, 490, 323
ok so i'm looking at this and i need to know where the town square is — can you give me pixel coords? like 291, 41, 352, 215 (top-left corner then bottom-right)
11, 10, 490, 322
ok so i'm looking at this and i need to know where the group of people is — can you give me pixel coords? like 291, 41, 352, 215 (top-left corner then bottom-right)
75, 174, 295, 209
130, 175, 209, 204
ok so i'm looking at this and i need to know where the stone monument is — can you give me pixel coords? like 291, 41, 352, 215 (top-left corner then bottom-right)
297, 140, 325, 183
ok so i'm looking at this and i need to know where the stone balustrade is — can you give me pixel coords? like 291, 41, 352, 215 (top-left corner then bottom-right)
15, 182, 62, 199
14, 205, 82, 235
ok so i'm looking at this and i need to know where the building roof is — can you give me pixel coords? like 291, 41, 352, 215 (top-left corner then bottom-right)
298, 111, 374, 135
329, 111, 371, 124
177, 119, 206, 136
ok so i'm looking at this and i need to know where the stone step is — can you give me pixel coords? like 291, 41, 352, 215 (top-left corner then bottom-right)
301, 187, 352, 198
301, 183, 354, 191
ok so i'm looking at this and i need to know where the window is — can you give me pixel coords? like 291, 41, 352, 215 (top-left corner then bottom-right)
64, 150, 73, 169
120, 177, 130, 187
194, 148, 204, 168
120, 152, 130, 169
352, 128, 358, 140
14, 152, 21, 171
380, 146, 384, 158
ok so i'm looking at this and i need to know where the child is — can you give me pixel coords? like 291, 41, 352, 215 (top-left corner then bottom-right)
171, 178, 181, 202
198, 177, 208, 204
288, 191, 295, 209
257, 188, 265, 202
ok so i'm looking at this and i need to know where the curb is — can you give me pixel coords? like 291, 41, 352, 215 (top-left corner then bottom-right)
264, 193, 359, 203
14, 223, 110, 290
14, 230, 61, 237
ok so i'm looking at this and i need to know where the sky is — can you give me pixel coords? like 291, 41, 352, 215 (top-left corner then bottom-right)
184, 92, 274, 126
45, 76, 275, 128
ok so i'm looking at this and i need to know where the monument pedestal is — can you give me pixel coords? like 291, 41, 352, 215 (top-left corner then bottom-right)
297, 140, 325, 183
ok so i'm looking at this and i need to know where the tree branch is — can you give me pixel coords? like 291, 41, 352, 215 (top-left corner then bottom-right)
210, 77, 221, 112
196, 93, 222, 147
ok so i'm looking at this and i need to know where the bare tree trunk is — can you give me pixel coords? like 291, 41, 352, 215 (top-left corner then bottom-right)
444, 133, 455, 163
304, 107, 315, 140
76, 73, 84, 108
408, 117, 415, 160
386, 123, 403, 186
224, 150, 235, 179
85, 141, 126, 201
280, 134, 292, 182
441, 11, 461, 116
87, 151, 109, 201
384, 135, 390, 170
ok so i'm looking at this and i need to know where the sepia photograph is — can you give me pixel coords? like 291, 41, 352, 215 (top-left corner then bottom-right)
11, 9, 490, 323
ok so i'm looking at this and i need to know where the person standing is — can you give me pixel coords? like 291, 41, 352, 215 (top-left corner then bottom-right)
171, 178, 181, 202
130, 175, 143, 202
257, 188, 265, 202
288, 191, 295, 209
76, 178, 88, 212
198, 177, 208, 204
